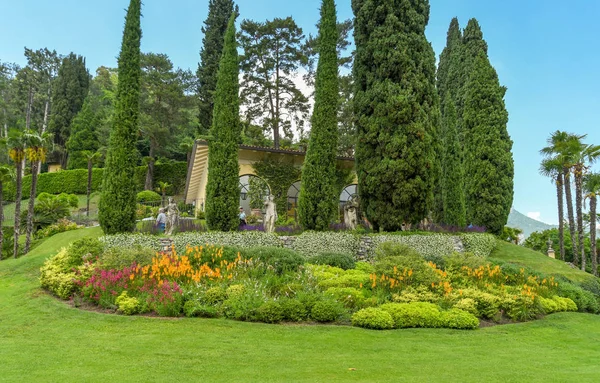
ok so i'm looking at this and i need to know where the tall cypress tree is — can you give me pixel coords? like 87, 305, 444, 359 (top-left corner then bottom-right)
205, 14, 241, 231
297, 0, 340, 231
441, 96, 466, 226
353, 0, 438, 231
463, 51, 513, 234
197, 0, 235, 136
98, 0, 142, 234
66, 97, 99, 169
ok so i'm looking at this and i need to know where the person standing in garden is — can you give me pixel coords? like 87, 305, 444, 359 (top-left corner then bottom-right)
156, 208, 167, 233
239, 207, 247, 227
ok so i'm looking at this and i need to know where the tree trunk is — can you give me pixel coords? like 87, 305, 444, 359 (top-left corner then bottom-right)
575, 165, 585, 271
41, 86, 51, 134
87, 158, 93, 217
25, 87, 33, 130
564, 169, 578, 264
25, 160, 40, 254
590, 195, 597, 276
0, 181, 3, 261
145, 145, 155, 191
13, 160, 22, 258
556, 172, 565, 261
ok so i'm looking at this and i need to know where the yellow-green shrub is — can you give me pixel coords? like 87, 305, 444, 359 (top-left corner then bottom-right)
553, 296, 577, 312
325, 287, 365, 310
454, 298, 479, 316
392, 286, 440, 304
352, 308, 395, 330
539, 297, 558, 314
459, 288, 500, 319
440, 309, 479, 330
116, 291, 139, 315
40, 248, 77, 299
380, 302, 443, 328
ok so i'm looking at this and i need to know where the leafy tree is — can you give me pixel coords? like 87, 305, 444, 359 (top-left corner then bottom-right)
0, 62, 20, 138
7, 129, 27, 257
584, 173, 600, 276
441, 97, 466, 227
297, 0, 340, 231
524, 228, 592, 265
0, 165, 13, 260
539, 156, 566, 260
352, 0, 438, 231
48, 53, 90, 167
197, 0, 236, 136
239, 17, 309, 149
205, 14, 241, 231
463, 51, 513, 235
66, 97, 100, 169
99, 0, 142, 234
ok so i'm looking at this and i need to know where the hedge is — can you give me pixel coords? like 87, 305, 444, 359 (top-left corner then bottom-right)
4, 162, 187, 201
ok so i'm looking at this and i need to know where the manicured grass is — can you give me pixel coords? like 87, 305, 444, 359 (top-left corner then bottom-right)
2, 194, 101, 225
490, 240, 593, 282
1, 230, 600, 382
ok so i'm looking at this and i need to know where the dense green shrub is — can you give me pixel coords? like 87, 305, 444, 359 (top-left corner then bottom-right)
310, 300, 346, 322
257, 301, 285, 323
116, 291, 139, 315
459, 234, 497, 257
242, 247, 305, 274
34, 219, 79, 240
98, 246, 155, 269
453, 298, 479, 316
67, 238, 105, 267
325, 287, 366, 310
440, 309, 479, 330
279, 298, 308, 322
183, 301, 219, 318
351, 308, 395, 330
374, 243, 439, 287
355, 261, 375, 274
39, 248, 91, 299
309, 265, 370, 290
380, 302, 443, 329
370, 234, 456, 261
136, 190, 162, 203
100, 233, 162, 251
203, 286, 228, 305
308, 252, 355, 270
222, 288, 265, 321
539, 297, 558, 314
460, 288, 500, 319
392, 286, 440, 304
557, 282, 600, 313
292, 231, 359, 257
172, 232, 282, 253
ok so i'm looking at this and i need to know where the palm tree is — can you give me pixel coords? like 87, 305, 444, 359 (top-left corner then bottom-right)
0, 165, 14, 261
584, 173, 600, 276
573, 143, 600, 271
82, 150, 102, 217
156, 181, 171, 207
24, 131, 53, 253
540, 157, 565, 260
540, 131, 581, 264
7, 129, 27, 258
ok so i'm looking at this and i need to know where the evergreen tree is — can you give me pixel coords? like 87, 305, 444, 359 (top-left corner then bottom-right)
352, 0, 438, 231
297, 0, 340, 231
441, 96, 466, 227
98, 0, 142, 234
463, 51, 513, 234
66, 97, 100, 169
197, 0, 235, 136
205, 14, 241, 231
49, 53, 90, 167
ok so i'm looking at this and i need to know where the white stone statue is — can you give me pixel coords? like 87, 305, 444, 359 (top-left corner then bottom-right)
263, 195, 277, 233
344, 198, 358, 230
165, 197, 179, 236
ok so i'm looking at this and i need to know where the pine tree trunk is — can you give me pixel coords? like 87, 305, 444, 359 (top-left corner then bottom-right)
575, 165, 585, 270
13, 160, 22, 258
564, 169, 578, 264
87, 158, 93, 217
557, 172, 565, 261
25, 87, 33, 130
41, 86, 51, 134
0, 181, 3, 261
25, 160, 40, 254
144, 145, 155, 191
590, 195, 597, 276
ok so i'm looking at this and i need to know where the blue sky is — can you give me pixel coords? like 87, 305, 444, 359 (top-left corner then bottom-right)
2, 0, 599, 224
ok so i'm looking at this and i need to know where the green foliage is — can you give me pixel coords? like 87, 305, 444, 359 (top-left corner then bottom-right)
39, 248, 78, 299
557, 282, 600, 313
222, 289, 265, 321
523, 228, 590, 264
453, 298, 479, 316
252, 156, 302, 218
68, 237, 105, 266
292, 231, 359, 257
459, 288, 500, 319
297, 0, 339, 231
279, 298, 308, 322
172, 232, 281, 254
440, 308, 479, 330
203, 286, 228, 305
98, 246, 155, 269
380, 302, 443, 329
351, 307, 395, 330
371, 234, 456, 262
99, 0, 142, 234
100, 233, 161, 251
116, 291, 139, 315
374, 243, 439, 286
34, 219, 78, 240
353, 0, 438, 230
459, 234, 497, 257
205, 14, 241, 232
183, 301, 219, 318
136, 190, 161, 203
310, 299, 346, 322
392, 286, 440, 304
441, 97, 466, 226
309, 252, 356, 270
538, 297, 558, 314
242, 246, 305, 274
325, 287, 365, 310
66, 98, 100, 170
257, 301, 285, 323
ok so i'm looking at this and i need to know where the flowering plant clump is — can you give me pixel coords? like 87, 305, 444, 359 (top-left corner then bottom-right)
292, 231, 360, 257
100, 233, 162, 251
459, 233, 497, 257
369, 234, 456, 260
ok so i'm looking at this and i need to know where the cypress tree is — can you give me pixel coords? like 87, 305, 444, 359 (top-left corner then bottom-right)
98, 0, 142, 234
197, 0, 235, 136
297, 0, 340, 231
441, 96, 466, 227
463, 51, 513, 234
205, 14, 241, 231
66, 97, 99, 169
353, 0, 438, 231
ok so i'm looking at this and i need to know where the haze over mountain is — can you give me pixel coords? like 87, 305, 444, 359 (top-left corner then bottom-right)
507, 208, 557, 238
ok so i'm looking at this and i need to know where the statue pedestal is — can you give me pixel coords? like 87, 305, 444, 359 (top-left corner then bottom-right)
547, 249, 555, 259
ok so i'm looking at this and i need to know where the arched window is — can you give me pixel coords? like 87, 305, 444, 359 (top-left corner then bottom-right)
286, 181, 301, 220
339, 184, 358, 204
239, 175, 270, 214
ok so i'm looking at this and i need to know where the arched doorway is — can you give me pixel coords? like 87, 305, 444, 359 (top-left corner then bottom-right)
339, 184, 360, 221
286, 180, 301, 220
239, 175, 270, 216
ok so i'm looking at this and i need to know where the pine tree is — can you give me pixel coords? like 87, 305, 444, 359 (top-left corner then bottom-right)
441, 96, 466, 226
353, 0, 438, 231
48, 53, 90, 167
205, 14, 241, 231
66, 97, 99, 169
197, 0, 235, 136
98, 0, 142, 234
297, 0, 340, 231
463, 51, 513, 234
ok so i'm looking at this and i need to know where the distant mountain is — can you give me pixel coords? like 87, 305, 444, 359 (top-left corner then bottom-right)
507, 208, 557, 239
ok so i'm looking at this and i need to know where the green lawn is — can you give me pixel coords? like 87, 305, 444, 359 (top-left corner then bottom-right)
2, 194, 101, 225
1, 231, 600, 382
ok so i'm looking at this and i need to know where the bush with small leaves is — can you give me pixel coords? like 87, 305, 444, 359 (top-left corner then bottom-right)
257, 301, 285, 323
440, 309, 479, 330
203, 286, 228, 305
453, 298, 479, 317
136, 190, 162, 203
242, 247, 305, 274
325, 287, 366, 310
391, 286, 440, 304
309, 252, 356, 270
351, 308, 395, 330
67, 237, 105, 268
459, 233, 497, 257
183, 301, 219, 318
539, 297, 558, 314
292, 231, 359, 257
226, 284, 245, 299
557, 282, 599, 313
460, 288, 500, 319
310, 300, 346, 322
98, 246, 156, 269
279, 298, 307, 322
380, 302, 443, 328
116, 291, 139, 315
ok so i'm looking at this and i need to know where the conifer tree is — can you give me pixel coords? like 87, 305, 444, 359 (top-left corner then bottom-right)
99, 0, 142, 234
463, 51, 513, 234
197, 0, 235, 135
66, 97, 99, 169
441, 96, 466, 227
205, 14, 241, 231
353, 0, 438, 231
297, 0, 340, 231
